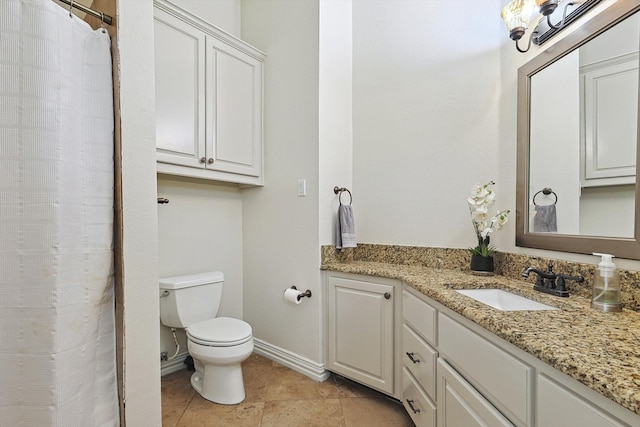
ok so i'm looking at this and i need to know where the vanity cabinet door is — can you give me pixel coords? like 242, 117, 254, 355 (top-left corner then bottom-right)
437, 359, 514, 427
537, 374, 628, 427
438, 313, 531, 426
326, 273, 397, 395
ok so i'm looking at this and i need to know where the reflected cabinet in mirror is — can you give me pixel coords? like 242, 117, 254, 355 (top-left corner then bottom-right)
516, 2, 640, 260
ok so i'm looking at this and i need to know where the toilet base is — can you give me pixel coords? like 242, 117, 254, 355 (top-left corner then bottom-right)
190, 362, 246, 405
187, 338, 254, 405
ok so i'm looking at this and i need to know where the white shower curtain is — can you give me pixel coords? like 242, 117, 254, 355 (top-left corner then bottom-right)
0, 0, 118, 425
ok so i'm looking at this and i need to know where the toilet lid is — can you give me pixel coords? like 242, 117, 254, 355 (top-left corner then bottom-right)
187, 317, 252, 347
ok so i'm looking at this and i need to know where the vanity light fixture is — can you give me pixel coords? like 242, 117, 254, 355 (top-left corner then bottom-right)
500, 0, 602, 53
501, 0, 538, 52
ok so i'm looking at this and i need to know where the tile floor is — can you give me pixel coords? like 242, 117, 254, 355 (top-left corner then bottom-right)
162, 353, 415, 426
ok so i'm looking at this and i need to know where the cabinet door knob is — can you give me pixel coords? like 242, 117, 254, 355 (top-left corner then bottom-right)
200, 157, 206, 164
406, 399, 421, 414
207, 158, 214, 164
384, 292, 391, 300
406, 352, 420, 364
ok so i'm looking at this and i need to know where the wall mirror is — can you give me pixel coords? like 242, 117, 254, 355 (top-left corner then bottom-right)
516, 2, 640, 260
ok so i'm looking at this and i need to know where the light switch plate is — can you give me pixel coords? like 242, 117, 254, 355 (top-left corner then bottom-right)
297, 179, 306, 197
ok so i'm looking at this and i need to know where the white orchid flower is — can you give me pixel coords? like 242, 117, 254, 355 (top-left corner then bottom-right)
467, 181, 508, 257
470, 183, 484, 195
471, 207, 489, 222
483, 191, 495, 205
469, 183, 496, 208
468, 196, 482, 207
480, 227, 493, 239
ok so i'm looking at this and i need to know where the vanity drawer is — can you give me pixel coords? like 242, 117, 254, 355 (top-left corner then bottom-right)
402, 367, 436, 427
402, 323, 437, 400
438, 313, 532, 426
403, 289, 437, 346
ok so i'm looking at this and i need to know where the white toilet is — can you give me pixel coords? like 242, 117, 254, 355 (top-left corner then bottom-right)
159, 271, 254, 405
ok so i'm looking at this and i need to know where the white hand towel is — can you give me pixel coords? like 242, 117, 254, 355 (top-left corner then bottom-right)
336, 204, 357, 249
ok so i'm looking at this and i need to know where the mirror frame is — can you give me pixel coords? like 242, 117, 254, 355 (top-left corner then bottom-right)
516, 2, 640, 260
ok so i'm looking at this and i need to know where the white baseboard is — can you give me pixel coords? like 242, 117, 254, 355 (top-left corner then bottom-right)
161, 352, 190, 376
160, 340, 330, 382
253, 338, 330, 382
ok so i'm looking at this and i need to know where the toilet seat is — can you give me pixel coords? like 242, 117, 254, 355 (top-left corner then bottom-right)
187, 317, 253, 347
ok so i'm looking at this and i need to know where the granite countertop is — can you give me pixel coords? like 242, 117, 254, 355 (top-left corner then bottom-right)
321, 260, 640, 417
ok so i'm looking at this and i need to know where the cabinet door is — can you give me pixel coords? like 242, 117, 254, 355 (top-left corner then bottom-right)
326, 275, 395, 395
581, 54, 638, 186
438, 313, 531, 426
154, 8, 206, 169
206, 37, 263, 178
537, 374, 627, 427
437, 359, 514, 427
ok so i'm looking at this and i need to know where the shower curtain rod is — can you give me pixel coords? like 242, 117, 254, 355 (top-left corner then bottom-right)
56, 0, 113, 26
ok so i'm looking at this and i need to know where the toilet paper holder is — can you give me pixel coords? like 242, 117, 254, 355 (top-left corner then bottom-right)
290, 286, 312, 301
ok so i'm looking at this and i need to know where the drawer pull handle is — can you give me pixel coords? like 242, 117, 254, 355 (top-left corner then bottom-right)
384, 292, 391, 300
406, 399, 421, 414
406, 352, 420, 364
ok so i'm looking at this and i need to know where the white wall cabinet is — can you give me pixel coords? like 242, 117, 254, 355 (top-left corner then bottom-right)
325, 272, 401, 397
154, 0, 265, 186
580, 53, 638, 187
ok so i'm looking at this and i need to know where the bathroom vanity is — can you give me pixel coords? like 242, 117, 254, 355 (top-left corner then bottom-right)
322, 248, 640, 427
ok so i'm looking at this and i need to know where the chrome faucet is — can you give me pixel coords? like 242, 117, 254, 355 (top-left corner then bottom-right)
521, 263, 584, 297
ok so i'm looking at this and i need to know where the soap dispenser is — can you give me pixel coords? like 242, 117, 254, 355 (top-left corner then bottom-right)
591, 253, 622, 312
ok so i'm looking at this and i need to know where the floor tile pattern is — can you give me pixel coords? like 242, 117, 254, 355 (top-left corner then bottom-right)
162, 353, 414, 426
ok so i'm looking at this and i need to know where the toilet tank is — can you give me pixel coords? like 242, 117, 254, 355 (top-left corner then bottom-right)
159, 271, 224, 328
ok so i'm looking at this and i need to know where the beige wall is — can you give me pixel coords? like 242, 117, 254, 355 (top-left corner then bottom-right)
157, 176, 244, 357
352, 0, 506, 250
241, 0, 324, 362
171, 0, 240, 36
351, 0, 640, 271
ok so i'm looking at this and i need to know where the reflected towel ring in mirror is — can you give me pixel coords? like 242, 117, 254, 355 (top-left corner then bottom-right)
333, 186, 352, 205
533, 187, 557, 206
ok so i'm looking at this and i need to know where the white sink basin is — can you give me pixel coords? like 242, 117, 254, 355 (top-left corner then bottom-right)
456, 289, 558, 311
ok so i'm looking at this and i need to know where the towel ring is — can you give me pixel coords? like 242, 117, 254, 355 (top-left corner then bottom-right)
333, 186, 352, 205
533, 187, 557, 206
